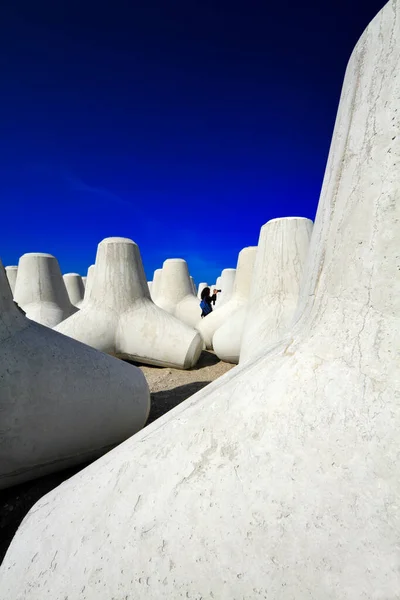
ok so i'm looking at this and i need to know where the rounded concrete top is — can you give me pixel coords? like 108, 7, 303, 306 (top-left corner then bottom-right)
21, 253, 55, 258
63, 273, 81, 277
100, 237, 136, 245
5, 265, 18, 270
221, 268, 235, 273
265, 216, 312, 224
164, 258, 185, 264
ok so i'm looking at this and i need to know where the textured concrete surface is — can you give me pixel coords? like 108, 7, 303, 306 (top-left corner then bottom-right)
14, 253, 77, 328
1, 3, 400, 598
5, 266, 17, 295
63, 273, 85, 307
77, 265, 95, 308
156, 258, 201, 328
0, 259, 150, 490
240, 217, 313, 364
55, 239, 203, 369
197, 247, 256, 348
150, 268, 162, 302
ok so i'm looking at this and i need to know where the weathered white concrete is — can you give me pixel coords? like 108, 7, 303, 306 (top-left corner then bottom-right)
147, 281, 152, 295
214, 268, 235, 307
55, 239, 202, 369
5, 265, 17, 295
240, 217, 313, 364
63, 273, 85, 307
212, 304, 247, 363
76, 265, 94, 308
156, 258, 202, 328
150, 268, 162, 302
82, 276, 87, 288
197, 282, 208, 298
190, 276, 196, 295
14, 253, 78, 328
0, 258, 150, 490
2, 3, 400, 598
197, 247, 256, 348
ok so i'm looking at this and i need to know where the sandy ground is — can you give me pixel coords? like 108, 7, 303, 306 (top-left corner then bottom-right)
0, 351, 234, 564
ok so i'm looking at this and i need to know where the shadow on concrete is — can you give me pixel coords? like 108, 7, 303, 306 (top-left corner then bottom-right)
146, 380, 211, 425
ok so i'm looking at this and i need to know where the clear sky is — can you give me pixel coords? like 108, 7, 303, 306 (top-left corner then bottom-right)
0, 0, 386, 284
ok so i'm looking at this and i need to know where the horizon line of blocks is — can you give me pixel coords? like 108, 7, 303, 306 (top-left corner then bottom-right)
0, 1, 399, 596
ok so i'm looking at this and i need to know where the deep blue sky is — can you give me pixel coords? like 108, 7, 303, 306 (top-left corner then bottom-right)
0, 0, 386, 284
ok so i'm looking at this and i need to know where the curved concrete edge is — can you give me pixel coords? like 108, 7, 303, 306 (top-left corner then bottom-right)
63, 273, 85, 307
212, 305, 247, 364
174, 294, 202, 328
5, 266, 18, 295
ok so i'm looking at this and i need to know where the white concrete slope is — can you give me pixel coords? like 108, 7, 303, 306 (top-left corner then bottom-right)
238, 216, 313, 364
5, 266, 17, 295
0, 258, 150, 490
63, 273, 85, 307
156, 258, 202, 328
55, 238, 202, 369
1, 3, 400, 598
197, 247, 256, 348
14, 253, 78, 328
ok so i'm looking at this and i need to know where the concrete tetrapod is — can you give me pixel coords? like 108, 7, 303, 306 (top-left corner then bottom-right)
150, 268, 162, 302
76, 265, 95, 308
240, 216, 313, 364
63, 273, 85, 307
82, 276, 87, 288
2, 3, 400, 597
5, 265, 17, 295
214, 268, 235, 308
197, 247, 256, 349
55, 238, 202, 369
0, 258, 150, 490
214, 218, 313, 364
156, 258, 201, 328
14, 253, 78, 328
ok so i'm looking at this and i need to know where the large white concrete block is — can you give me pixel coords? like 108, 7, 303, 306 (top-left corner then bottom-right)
150, 267, 162, 302
55, 239, 202, 369
212, 304, 247, 363
0, 258, 150, 490
2, 3, 400, 598
5, 265, 17, 295
157, 258, 201, 328
197, 282, 208, 298
63, 273, 85, 307
239, 217, 313, 364
14, 253, 78, 328
197, 247, 256, 348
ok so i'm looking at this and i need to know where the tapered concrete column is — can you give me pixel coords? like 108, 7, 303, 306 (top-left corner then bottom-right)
82, 276, 87, 288
0, 258, 150, 490
156, 258, 202, 328
197, 282, 208, 298
5, 266, 17, 295
77, 265, 95, 308
239, 217, 313, 364
2, 3, 400, 598
150, 268, 162, 302
63, 273, 85, 307
147, 281, 152, 295
214, 268, 235, 307
55, 239, 202, 369
212, 304, 247, 364
197, 247, 256, 348
14, 253, 78, 328
190, 276, 196, 295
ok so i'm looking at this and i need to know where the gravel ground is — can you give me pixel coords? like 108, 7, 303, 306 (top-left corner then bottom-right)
0, 351, 234, 564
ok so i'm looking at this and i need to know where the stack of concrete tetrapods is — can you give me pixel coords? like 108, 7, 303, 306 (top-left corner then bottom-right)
14, 253, 78, 328
155, 258, 201, 328
2, 4, 399, 597
0, 258, 150, 490
55, 238, 202, 369
197, 247, 257, 349
214, 216, 313, 364
63, 273, 85, 307
5, 266, 17, 295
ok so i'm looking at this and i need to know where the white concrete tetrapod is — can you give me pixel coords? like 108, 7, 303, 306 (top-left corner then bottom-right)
240, 217, 313, 364
63, 273, 85, 307
147, 281, 153, 295
5, 265, 17, 295
197, 248, 256, 349
190, 276, 196, 295
0, 258, 150, 490
197, 282, 208, 299
82, 276, 87, 288
214, 268, 235, 308
157, 258, 202, 328
54, 238, 202, 369
150, 268, 162, 302
14, 253, 78, 328
212, 304, 247, 364
2, 4, 400, 598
